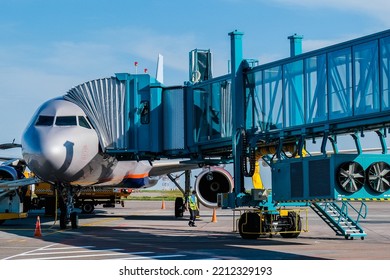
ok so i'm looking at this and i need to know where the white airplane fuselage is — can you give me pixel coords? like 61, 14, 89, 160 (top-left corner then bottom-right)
21, 98, 156, 188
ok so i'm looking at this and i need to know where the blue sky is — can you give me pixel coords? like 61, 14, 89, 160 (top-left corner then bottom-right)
1, 0, 390, 159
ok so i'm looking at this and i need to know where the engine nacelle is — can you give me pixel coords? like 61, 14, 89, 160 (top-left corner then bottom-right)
0, 165, 19, 181
194, 167, 233, 208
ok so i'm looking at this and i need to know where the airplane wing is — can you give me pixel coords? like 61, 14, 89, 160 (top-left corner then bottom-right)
0, 142, 22, 150
148, 161, 199, 177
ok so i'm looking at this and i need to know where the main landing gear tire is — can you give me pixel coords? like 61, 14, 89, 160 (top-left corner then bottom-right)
70, 212, 79, 229
60, 212, 67, 230
175, 197, 184, 218
238, 212, 261, 240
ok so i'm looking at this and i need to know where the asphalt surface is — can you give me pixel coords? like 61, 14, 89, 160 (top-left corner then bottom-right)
0, 200, 389, 260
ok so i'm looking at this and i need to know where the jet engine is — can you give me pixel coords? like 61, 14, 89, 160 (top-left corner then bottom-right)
194, 167, 233, 208
0, 165, 20, 181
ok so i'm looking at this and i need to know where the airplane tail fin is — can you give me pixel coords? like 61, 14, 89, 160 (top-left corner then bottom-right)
156, 54, 164, 84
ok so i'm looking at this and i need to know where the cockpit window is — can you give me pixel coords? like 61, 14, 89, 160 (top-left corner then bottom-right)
35, 115, 55, 126
55, 116, 77, 126
78, 116, 91, 129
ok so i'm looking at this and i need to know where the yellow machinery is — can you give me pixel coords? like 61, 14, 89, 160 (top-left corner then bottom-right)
31, 182, 132, 214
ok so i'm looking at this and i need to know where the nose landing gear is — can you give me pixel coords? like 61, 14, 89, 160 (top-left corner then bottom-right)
57, 185, 79, 230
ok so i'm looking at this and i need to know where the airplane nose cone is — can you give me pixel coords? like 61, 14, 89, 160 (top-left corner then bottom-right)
22, 98, 100, 185
23, 129, 69, 182
22, 126, 85, 183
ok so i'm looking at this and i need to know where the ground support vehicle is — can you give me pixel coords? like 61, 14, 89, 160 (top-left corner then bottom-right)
31, 182, 131, 214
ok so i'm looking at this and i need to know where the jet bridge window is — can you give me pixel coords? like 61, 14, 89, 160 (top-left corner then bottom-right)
55, 116, 77, 126
35, 115, 54, 126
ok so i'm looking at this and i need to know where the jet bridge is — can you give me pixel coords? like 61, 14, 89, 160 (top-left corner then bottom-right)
64, 29, 390, 239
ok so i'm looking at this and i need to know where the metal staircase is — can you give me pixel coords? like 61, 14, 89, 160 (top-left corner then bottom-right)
311, 201, 367, 240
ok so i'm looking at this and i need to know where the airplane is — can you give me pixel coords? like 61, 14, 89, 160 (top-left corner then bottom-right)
0, 54, 235, 229
0, 54, 234, 229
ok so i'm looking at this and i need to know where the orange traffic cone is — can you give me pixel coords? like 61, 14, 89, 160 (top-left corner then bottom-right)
161, 199, 166, 210
34, 216, 42, 237
211, 208, 217, 223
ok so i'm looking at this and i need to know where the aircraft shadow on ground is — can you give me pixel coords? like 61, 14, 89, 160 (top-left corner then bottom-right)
0, 212, 328, 260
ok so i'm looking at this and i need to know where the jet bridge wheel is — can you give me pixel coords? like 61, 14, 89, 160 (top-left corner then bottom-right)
238, 212, 261, 239
365, 161, 390, 193
280, 212, 302, 238
336, 161, 365, 193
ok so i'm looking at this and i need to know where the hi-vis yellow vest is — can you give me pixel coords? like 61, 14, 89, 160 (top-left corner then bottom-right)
189, 195, 198, 210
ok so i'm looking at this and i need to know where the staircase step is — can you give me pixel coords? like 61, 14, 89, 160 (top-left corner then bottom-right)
312, 202, 367, 239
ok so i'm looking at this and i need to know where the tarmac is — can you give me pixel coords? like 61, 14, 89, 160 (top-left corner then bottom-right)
0, 200, 389, 260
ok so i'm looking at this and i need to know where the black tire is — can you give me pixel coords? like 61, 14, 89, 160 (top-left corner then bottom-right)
0, 220, 5, 226
81, 203, 94, 214
175, 197, 184, 218
280, 212, 301, 238
60, 212, 67, 230
238, 212, 261, 239
70, 212, 79, 229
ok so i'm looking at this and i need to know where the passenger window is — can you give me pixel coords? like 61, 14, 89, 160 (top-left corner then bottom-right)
78, 116, 91, 129
55, 116, 77, 126
35, 115, 54, 126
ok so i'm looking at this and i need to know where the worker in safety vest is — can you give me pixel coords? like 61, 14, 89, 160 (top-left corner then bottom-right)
187, 190, 199, 227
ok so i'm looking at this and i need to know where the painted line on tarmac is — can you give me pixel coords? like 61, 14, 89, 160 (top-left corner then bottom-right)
22, 251, 155, 260
40, 245, 95, 250
2, 243, 55, 260
120, 254, 186, 260
24, 252, 134, 260
19, 248, 125, 256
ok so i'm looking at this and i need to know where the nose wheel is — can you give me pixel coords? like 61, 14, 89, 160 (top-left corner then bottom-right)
58, 185, 79, 229
59, 211, 79, 229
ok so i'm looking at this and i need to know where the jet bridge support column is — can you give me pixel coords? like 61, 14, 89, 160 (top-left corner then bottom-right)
288, 34, 303, 57
229, 30, 247, 201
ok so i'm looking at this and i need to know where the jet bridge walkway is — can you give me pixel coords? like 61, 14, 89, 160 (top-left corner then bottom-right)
64, 29, 390, 239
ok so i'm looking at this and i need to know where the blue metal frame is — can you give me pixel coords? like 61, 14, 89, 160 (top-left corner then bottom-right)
245, 29, 390, 144
107, 29, 390, 204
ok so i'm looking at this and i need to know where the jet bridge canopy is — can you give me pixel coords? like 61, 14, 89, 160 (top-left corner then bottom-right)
65, 74, 164, 157
245, 30, 390, 143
